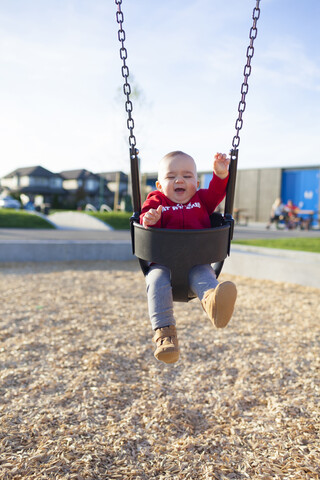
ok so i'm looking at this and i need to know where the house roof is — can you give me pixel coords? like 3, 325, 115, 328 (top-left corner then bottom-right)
98, 171, 128, 182
3, 165, 60, 179
59, 169, 101, 180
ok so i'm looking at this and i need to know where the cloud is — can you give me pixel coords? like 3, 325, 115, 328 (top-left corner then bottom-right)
257, 39, 320, 92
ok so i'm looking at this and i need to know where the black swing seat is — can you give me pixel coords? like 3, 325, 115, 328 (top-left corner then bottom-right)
131, 213, 234, 302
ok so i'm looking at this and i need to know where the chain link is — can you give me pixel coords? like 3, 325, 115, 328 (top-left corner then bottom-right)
232, 0, 261, 150
115, 0, 138, 155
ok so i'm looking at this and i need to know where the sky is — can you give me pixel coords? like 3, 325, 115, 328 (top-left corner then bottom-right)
0, 0, 320, 179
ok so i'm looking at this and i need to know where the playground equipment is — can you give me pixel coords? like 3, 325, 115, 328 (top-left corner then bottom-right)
115, 0, 261, 301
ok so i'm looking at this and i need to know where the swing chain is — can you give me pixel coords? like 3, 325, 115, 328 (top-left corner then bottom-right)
232, 0, 261, 150
115, 0, 138, 157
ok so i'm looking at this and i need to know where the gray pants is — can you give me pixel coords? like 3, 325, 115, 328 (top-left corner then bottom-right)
146, 264, 219, 330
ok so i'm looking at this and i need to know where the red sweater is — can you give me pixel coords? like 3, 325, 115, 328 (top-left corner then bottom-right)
140, 173, 228, 229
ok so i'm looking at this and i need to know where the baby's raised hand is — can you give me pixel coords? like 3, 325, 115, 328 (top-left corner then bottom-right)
143, 205, 163, 227
213, 152, 230, 179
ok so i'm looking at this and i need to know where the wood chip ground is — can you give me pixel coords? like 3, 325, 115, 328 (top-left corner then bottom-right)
0, 260, 319, 479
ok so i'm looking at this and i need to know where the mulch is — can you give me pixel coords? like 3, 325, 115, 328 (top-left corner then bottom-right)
0, 260, 319, 480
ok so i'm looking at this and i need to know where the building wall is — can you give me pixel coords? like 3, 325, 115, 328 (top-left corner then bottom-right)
234, 168, 282, 222
258, 168, 283, 221
1, 177, 19, 189
63, 179, 79, 190
234, 169, 259, 221
202, 167, 283, 222
229, 166, 320, 223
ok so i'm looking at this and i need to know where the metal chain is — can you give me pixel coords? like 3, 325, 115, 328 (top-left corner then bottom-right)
232, 0, 261, 150
115, 0, 138, 156
115, 0, 259, 153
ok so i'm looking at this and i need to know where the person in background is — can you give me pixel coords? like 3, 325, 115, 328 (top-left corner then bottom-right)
284, 199, 300, 229
266, 197, 285, 229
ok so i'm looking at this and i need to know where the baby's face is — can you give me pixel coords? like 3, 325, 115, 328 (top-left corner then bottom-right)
156, 153, 199, 204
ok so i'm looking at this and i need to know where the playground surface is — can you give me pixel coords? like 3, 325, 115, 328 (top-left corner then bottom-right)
0, 260, 319, 479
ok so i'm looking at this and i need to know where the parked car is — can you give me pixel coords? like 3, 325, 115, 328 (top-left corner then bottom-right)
0, 196, 21, 209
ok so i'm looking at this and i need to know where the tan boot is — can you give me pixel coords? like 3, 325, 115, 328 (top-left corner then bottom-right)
202, 281, 237, 328
153, 325, 179, 364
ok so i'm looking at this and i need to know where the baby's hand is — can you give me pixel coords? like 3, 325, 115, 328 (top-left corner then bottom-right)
213, 152, 230, 179
143, 205, 163, 227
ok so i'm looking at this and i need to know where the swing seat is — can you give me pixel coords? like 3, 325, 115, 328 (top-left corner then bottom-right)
131, 214, 233, 302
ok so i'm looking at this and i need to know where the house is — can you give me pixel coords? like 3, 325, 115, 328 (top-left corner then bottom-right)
98, 171, 129, 209
59, 169, 114, 209
0, 166, 114, 210
0, 166, 66, 207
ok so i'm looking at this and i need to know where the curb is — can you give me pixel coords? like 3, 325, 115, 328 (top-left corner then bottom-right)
223, 244, 320, 288
0, 240, 134, 263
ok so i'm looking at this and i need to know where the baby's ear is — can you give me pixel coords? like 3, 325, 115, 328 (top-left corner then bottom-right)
156, 180, 163, 192
197, 179, 200, 189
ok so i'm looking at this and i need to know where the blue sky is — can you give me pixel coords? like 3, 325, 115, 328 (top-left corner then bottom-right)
0, 0, 319, 179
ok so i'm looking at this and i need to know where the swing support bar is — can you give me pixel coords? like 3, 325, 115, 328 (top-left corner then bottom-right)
130, 146, 141, 215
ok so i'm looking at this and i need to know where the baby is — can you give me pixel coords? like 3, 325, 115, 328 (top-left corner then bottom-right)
140, 151, 237, 364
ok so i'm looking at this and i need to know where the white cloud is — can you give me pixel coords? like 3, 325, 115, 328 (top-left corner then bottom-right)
257, 39, 320, 92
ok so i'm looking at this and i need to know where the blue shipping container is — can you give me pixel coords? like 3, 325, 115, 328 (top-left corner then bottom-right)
281, 169, 320, 226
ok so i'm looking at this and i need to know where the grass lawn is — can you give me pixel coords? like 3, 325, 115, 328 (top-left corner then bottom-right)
233, 237, 320, 253
0, 209, 132, 230
0, 209, 55, 229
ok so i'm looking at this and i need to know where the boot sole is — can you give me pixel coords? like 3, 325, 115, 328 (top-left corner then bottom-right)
155, 349, 179, 364
214, 282, 237, 328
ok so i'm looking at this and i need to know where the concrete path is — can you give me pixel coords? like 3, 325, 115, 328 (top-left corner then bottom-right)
45, 211, 113, 230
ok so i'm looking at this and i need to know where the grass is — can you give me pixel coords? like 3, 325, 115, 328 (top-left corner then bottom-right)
0, 209, 55, 229
233, 237, 320, 253
86, 211, 132, 229
0, 209, 132, 229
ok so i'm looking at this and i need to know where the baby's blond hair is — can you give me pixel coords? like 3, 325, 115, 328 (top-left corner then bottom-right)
162, 150, 189, 161
158, 151, 197, 179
